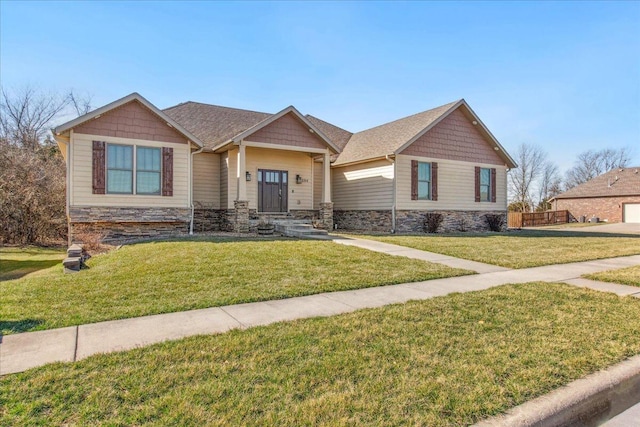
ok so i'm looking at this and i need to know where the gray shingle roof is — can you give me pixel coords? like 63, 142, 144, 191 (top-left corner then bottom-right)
332, 100, 460, 166
305, 115, 353, 151
553, 167, 640, 199
163, 102, 271, 148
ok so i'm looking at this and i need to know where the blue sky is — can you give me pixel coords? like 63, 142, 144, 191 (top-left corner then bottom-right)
1, 1, 639, 172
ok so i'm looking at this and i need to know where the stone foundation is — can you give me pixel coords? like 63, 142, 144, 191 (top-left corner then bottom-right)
396, 210, 507, 233
334, 209, 507, 233
192, 209, 228, 233
69, 206, 192, 243
334, 210, 393, 231
70, 221, 189, 243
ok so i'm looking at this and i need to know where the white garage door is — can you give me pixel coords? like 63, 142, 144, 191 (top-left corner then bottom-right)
624, 204, 640, 223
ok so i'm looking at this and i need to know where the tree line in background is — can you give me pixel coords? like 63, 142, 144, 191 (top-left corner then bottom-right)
507, 143, 633, 213
0, 87, 91, 245
0, 86, 634, 244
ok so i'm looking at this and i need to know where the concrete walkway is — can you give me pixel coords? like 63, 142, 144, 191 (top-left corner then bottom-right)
2, 245, 639, 376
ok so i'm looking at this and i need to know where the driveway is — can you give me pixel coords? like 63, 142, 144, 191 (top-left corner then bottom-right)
528, 222, 640, 235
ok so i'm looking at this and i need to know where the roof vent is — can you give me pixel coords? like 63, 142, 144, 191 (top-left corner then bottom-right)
472, 120, 478, 125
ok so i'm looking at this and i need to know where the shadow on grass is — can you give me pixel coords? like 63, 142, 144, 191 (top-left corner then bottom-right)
0, 319, 45, 335
371, 230, 640, 239
122, 234, 297, 248
0, 259, 62, 281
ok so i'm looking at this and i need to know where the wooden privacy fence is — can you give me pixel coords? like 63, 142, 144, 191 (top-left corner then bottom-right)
508, 210, 570, 228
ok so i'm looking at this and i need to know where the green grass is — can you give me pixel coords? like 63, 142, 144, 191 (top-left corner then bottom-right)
358, 230, 640, 268
584, 265, 640, 287
0, 246, 65, 281
2, 283, 640, 426
0, 238, 470, 335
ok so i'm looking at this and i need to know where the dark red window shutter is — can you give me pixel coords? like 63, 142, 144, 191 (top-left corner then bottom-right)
162, 147, 173, 196
431, 162, 438, 201
474, 166, 481, 202
490, 168, 497, 203
411, 160, 418, 200
92, 141, 106, 194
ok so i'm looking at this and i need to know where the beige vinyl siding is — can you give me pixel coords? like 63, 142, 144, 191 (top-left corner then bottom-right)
220, 152, 229, 209
395, 154, 508, 211
313, 159, 323, 209
245, 147, 314, 211
332, 159, 394, 210
193, 152, 220, 208
71, 133, 189, 208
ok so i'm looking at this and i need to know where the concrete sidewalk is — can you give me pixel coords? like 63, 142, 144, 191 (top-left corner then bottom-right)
2, 252, 639, 376
332, 236, 509, 273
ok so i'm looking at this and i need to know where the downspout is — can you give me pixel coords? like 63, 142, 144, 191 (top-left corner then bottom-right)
385, 154, 396, 233
189, 146, 205, 235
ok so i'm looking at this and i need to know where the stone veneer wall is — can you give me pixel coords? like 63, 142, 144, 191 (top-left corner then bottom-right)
71, 222, 189, 243
334, 210, 393, 231
192, 209, 230, 233
395, 210, 507, 233
69, 207, 191, 242
334, 209, 507, 233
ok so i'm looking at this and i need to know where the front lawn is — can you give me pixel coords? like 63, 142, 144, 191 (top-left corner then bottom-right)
2, 283, 640, 426
0, 238, 471, 334
584, 265, 640, 287
0, 246, 65, 281
359, 230, 640, 268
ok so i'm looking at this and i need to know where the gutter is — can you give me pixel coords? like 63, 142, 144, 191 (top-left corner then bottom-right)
189, 146, 205, 235
385, 154, 396, 233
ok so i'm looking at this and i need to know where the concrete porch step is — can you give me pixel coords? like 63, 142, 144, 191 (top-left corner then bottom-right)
273, 221, 328, 238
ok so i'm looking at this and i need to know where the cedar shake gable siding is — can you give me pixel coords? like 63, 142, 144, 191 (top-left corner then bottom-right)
246, 112, 328, 150
74, 100, 188, 144
401, 108, 504, 165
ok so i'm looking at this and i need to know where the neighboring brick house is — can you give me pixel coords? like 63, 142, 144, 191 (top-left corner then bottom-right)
550, 168, 640, 223
53, 93, 517, 241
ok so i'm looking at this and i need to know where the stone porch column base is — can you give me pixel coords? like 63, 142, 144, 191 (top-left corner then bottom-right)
319, 202, 334, 230
234, 200, 250, 233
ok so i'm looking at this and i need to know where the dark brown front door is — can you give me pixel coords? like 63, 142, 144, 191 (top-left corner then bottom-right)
258, 169, 288, 213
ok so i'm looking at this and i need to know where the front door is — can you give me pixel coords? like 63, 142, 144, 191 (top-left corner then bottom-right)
258, 169, 288, 213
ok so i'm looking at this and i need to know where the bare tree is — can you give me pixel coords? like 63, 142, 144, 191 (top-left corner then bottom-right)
0, 87, 71, 150
564, 147, 632, 189
536, 162, 562, 211
508, 143, 549, 212
0, 86, 92, 244
69, 91, 93, 116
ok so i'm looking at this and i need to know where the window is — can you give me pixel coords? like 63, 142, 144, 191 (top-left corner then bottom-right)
107, 144, 133, 194
411, 160, 438, 201
136, 147, 161, 195
417, 162, 432, 200
105, 144, 162, 195
479, 167, 491, 202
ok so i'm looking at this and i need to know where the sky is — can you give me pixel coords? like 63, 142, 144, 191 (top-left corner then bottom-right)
1, 1, 639, 173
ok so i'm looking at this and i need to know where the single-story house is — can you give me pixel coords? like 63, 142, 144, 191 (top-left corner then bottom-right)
53, 93, 517, 241
550, 167, 640, 223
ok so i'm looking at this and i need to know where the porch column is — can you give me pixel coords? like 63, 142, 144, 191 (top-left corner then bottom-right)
322, 152, 331, 203
237, 143, 247, 201
234, 143, 249, 233
319, 152, 333, 230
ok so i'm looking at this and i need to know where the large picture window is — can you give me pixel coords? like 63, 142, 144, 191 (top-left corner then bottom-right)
107, 144, 133, 194
105, 144, 162, 195
136, 147, 161, 195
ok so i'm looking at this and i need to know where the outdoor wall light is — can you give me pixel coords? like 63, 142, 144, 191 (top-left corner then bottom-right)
296, 174, 303, 184
246, 171, 251, 181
